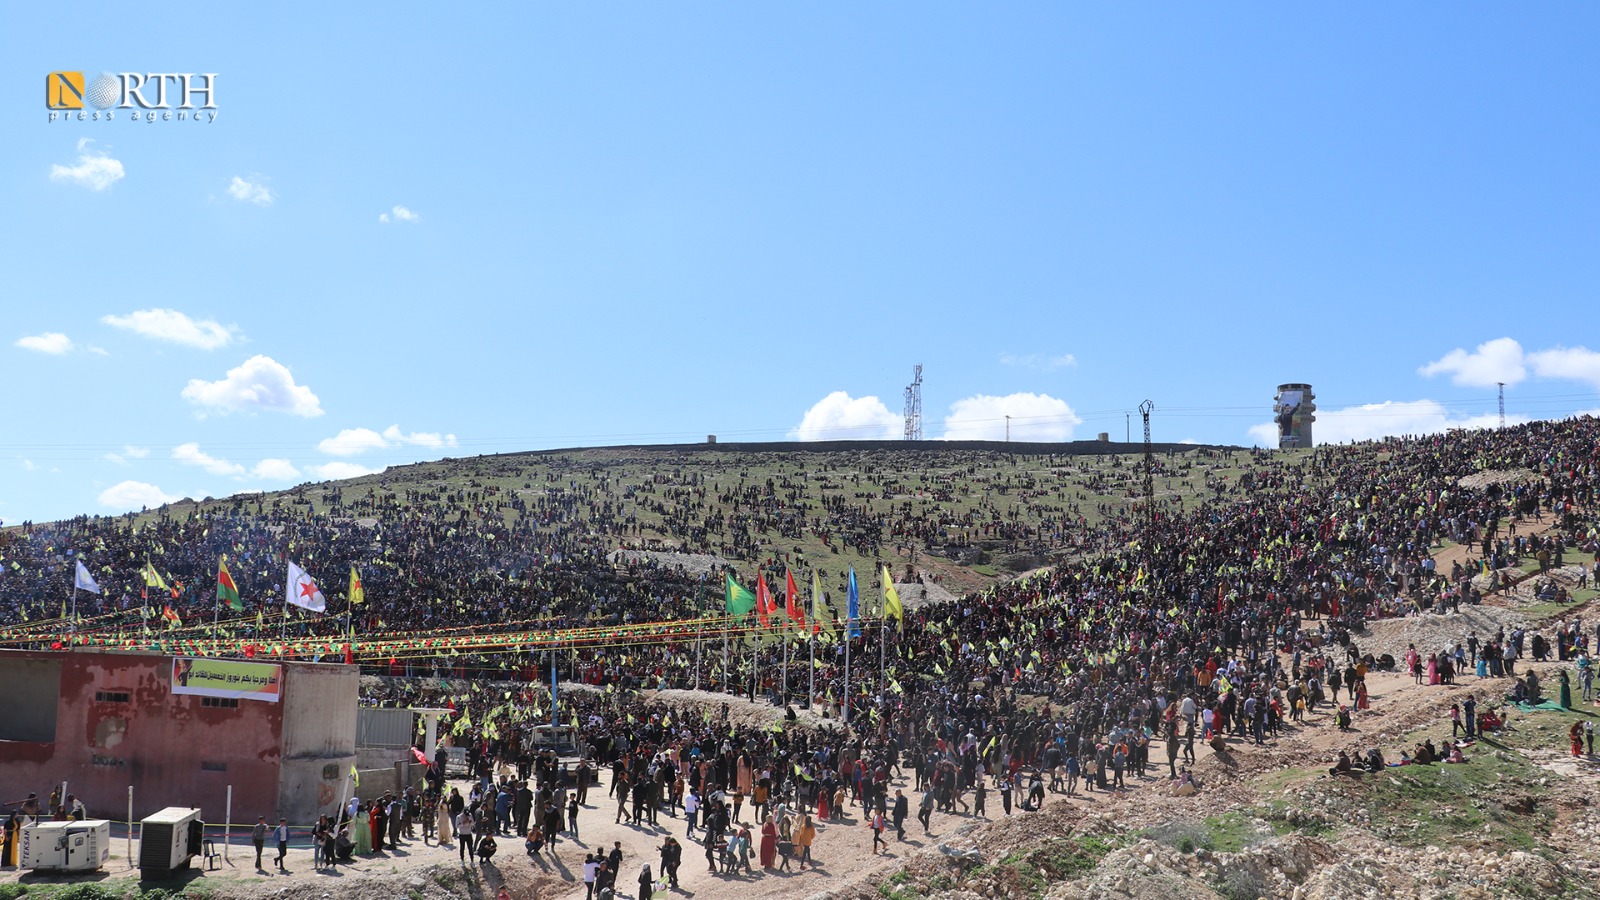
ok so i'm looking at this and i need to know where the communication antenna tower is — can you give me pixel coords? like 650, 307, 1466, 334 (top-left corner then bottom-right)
1497, 382, 1505, 430
903, 364, 923, 441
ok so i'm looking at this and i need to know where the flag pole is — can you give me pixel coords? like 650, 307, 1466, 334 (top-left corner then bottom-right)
69, 578, 77, 646
809, 632, 815, 712
843, 607, 851, 726
212, 558, 222, 648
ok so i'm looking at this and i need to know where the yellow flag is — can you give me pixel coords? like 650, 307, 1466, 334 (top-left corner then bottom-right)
349, 566, 364, 605
880, 565, 904, 631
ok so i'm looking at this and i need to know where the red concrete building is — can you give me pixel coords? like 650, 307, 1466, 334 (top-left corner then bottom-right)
0, 649, 356, 825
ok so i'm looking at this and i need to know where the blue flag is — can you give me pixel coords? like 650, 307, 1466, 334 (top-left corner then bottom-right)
847, 566, 860, 638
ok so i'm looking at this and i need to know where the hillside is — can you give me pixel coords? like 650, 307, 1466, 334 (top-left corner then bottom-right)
4, 422, 1599, 900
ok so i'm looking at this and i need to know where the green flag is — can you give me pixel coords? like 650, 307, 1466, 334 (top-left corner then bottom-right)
725, 573, 756, 616
217, 558, 242, 612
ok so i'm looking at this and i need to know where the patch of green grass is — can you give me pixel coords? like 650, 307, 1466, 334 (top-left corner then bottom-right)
970, 565, 1000, 577
1361, 721, 1557, 851
1199, 810, 1268, 853
1249, 765, 1321, 795
0, 885, 27, 900
969, 832, 1129, 899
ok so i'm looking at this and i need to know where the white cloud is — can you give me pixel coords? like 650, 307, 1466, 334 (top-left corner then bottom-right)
104, 444, 150, 465
315, 424, 457, 456
317, 427, 389, 456
227, 175, 273, 205
172, 442, 246, 476
181, 354, 324, 417
999, 352, 1077, 371
381, 425, 457, 449
102, 308, 238, 350
1247, 399, 1528, 447
50, 139, 125, 191
1419, 337, 1526, 388
942, 392, 1081, 441
1528, 346, 1600, 389
251, 458, 301, 481
790, 392, 902, 440
308, 461, 384, 481
98, 480, 178, 511
378, 205, 420, 224
14, 332, 73, 354
86, 345, 109, 356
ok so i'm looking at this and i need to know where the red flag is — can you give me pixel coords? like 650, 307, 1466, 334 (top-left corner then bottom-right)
784, 568, 806, 628
344, 643, 355, 665
755, 575, 773, 628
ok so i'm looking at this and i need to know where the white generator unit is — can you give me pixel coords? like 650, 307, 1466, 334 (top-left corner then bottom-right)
138, 807, 204, 879
20, 819, 111, 872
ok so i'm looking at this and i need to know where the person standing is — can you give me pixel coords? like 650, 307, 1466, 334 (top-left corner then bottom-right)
273, 818, 290, 870
684, 787, 700, 837
891, 789, 908, 840
252, 816, 268, 869
456, 807, 475, 862
659, 835, 682, 888
388, 795, 405, 849
796, 814, 816, 869
515, 781, 533, 836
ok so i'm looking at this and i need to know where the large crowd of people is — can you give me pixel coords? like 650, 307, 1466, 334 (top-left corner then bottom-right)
3, 420, 1599, 891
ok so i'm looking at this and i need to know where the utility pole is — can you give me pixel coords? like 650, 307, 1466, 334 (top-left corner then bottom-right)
1497, 382, 1506, 429
1139, 400, 1156, 552
1005, 415, 1011, 442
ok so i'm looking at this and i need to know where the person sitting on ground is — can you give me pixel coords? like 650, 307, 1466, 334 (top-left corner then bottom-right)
1446, 744, 1467, 763
477, 833, 497, 864
1171, 767, 1199, 795
525, 823, 543, 857
1413, 742, 1436, 765
1328, 751, 1359, 777
1363, 748, 1386, 772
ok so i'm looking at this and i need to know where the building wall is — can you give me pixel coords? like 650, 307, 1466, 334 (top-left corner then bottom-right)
276, 661, 358, 823
0, 654, 62, 743
0, 650, 281, 823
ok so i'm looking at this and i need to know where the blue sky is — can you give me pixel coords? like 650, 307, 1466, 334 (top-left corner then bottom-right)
5, 5, 1600, 523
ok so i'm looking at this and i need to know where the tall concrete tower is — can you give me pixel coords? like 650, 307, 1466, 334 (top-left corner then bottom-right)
1273, 383, 1316, 448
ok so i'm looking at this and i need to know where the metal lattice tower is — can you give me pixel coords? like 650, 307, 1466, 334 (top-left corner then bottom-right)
1497, 382, 1505, 429
1139, 400, 1156, 548
903, 364, 923, 441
